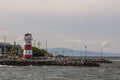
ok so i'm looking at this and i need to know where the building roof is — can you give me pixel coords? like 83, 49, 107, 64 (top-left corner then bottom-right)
0, 42, 11, 46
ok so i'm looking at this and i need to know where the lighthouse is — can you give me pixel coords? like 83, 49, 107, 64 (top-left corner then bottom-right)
23, 33, 33, 59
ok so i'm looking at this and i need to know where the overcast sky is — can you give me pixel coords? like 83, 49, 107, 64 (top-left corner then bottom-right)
0, 0, 120, 53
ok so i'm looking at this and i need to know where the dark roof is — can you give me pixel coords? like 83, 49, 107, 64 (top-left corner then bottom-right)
0, 42, 11, 46
0, 42, 22, 50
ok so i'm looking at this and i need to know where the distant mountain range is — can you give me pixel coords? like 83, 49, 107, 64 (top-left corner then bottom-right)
47, 48, 120, 57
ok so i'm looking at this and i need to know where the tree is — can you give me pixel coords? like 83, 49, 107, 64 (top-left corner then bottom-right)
10, 45, 19, 58
32, 47, 53, 57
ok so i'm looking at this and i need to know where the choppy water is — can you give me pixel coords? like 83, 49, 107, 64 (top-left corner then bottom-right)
0, 61, 120, 80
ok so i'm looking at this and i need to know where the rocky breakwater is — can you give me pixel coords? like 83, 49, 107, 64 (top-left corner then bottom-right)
0, 60, 100, 67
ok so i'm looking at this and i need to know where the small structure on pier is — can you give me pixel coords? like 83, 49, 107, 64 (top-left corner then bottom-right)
0, 43, 13, 56
0, 42, 21, 58
23, 33, 33, 60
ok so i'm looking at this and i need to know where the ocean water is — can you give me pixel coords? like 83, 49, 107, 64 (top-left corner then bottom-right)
0, 61, 120, 80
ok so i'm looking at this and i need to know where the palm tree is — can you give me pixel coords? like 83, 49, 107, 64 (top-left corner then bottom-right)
10, 45, 19, 59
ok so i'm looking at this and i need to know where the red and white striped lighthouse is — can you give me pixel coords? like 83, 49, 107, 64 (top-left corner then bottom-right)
23, 33, 33, 59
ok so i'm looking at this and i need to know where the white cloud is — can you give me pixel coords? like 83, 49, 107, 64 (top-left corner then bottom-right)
0, 0, 120, 16
0, 0, 120, 53
64, 38, 81, 44
0, 30, 11, 35
100, 40, 109, 47
17, 35, 24, 41
87, 41, 96, 45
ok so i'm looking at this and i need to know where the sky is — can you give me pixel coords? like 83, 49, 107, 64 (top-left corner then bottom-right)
0, 0, 120, 53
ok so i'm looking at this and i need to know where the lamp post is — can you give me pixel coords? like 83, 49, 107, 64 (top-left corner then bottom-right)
85, 45, 87, 60
62, 50, 64, 56
80, 51, 82, 59
101, 48, 103, 60
37, 41, 41, 49
71, 50, 73, 57
46, 41, 48, 52
3, 37, 6, 60
34, 40, 36, 47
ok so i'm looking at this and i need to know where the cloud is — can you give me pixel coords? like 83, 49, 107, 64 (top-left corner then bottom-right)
64, 38, 81, 44
0, 0, 120, 16
0, 30, 14, 37
17, 35, 24, 41
0, 0, 120, 53
87, 41, 96, 45
100, 40, 109, 47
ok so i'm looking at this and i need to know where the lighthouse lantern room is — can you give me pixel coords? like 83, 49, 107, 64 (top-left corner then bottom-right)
23, 33, 33, 60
